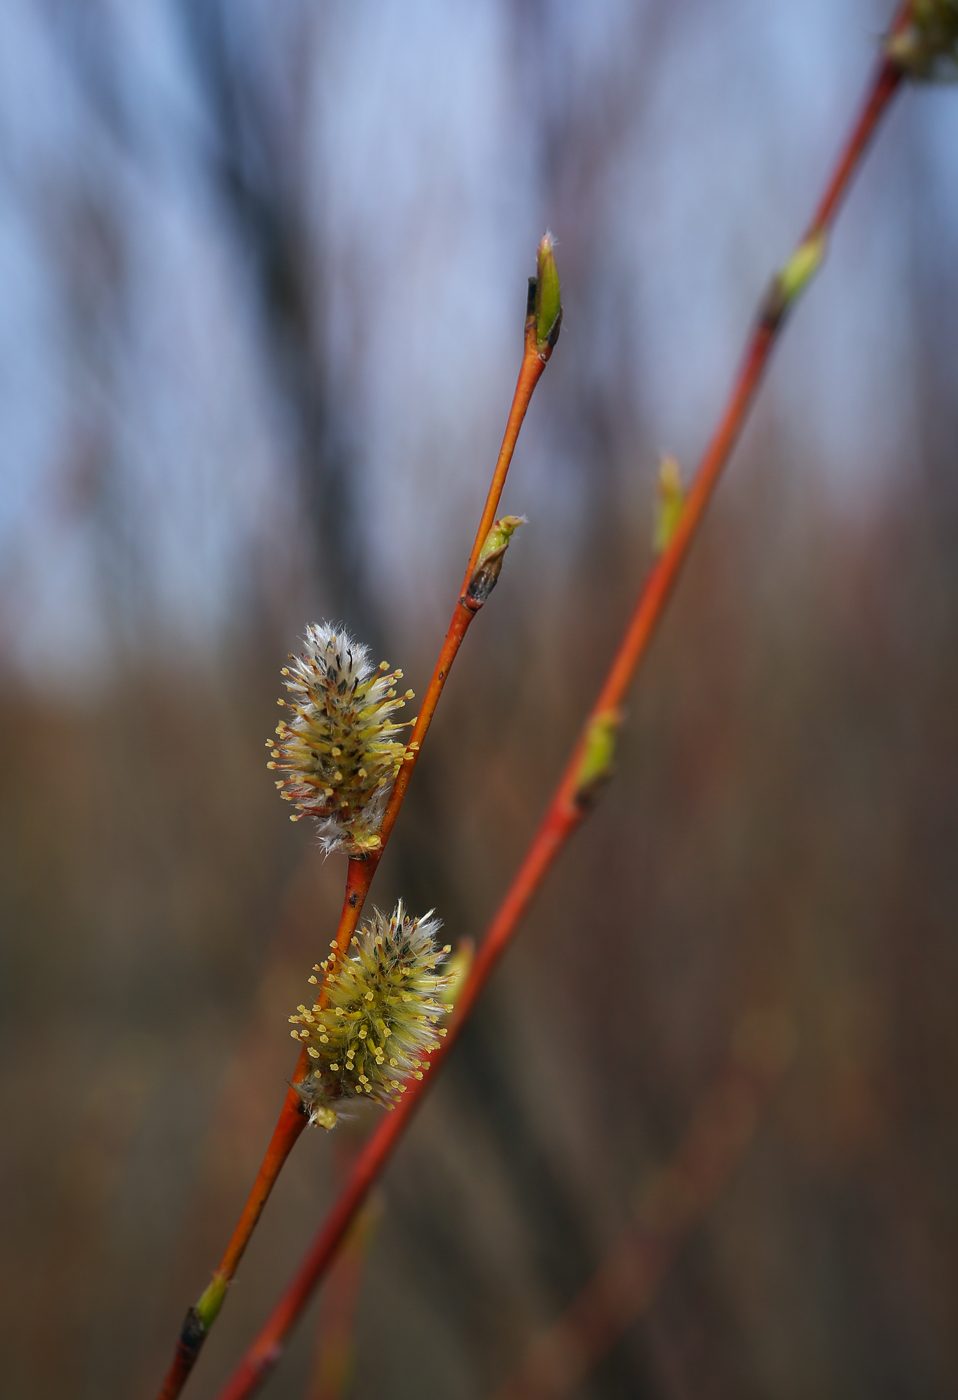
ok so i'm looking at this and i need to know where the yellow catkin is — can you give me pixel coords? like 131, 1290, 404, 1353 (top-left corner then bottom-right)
289, 902, 454, 1129
268, 623, 412, 854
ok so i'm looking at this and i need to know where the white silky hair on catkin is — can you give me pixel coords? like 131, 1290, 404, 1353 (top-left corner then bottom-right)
267, 622, 413, 854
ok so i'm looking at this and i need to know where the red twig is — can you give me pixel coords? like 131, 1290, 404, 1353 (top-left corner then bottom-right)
214, 27, 908, 1399
305, 1193, 380, 1400
491, 1012, 796, 1400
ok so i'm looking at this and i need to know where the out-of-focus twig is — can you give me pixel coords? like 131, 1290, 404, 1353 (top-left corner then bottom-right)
490, 1009, 797, 1400
305, 1196, 382, 1400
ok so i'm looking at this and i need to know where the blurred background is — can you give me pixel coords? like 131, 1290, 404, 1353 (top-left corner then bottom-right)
1, 1, 957, 1397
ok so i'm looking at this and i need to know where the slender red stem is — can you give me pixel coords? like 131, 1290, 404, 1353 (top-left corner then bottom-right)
215, 31, 908, 1399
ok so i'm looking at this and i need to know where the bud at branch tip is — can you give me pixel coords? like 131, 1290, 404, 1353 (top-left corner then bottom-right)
886, 1, 958, 79
534, 232, 562, 358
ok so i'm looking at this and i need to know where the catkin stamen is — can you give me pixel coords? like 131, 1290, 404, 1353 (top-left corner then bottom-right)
291, 902, 454, 1129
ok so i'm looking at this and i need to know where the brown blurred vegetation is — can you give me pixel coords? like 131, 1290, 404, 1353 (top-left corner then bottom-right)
1, 2, 957, 1399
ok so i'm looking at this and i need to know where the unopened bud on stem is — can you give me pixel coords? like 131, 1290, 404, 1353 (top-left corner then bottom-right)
438, 939, 474, 1009
761, 230, 828, 329
653, 454, 685, 555
534, 232, 562, 358
886, 1, 958, 79
464, 515, 526, 608
573, 709, 621, 809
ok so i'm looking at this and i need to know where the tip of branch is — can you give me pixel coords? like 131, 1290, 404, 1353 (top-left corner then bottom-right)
534, 232, 562, 359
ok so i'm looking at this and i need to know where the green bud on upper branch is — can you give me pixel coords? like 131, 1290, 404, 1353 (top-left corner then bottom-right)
573, 709, 622, 809
464, 514, 527, 608
533, 231, 562, 359
653, 454, 686, 556
886, 0, 958, 79
761, 230, 828, 331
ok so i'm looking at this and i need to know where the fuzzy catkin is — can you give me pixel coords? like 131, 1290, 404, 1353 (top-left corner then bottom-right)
267, 623, 413, 855
289, 903, 453, 1128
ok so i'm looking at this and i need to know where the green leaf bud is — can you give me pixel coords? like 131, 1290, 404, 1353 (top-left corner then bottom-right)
886, 1, 958, 79
534, 232, 562, 357
777, 231, 827, 306
573, 709, 621, 808
464, 515, 527, 608
653, 454, 686, 556
762, 230, 828, 329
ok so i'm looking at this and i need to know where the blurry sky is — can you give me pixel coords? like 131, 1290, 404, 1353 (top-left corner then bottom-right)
1, 0, 956, 688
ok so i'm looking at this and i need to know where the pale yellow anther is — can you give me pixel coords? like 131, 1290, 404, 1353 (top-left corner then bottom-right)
307, 1047, 319, 1059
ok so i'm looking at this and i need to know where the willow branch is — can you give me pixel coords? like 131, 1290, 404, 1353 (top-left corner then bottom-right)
155, 260, 557, 1400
